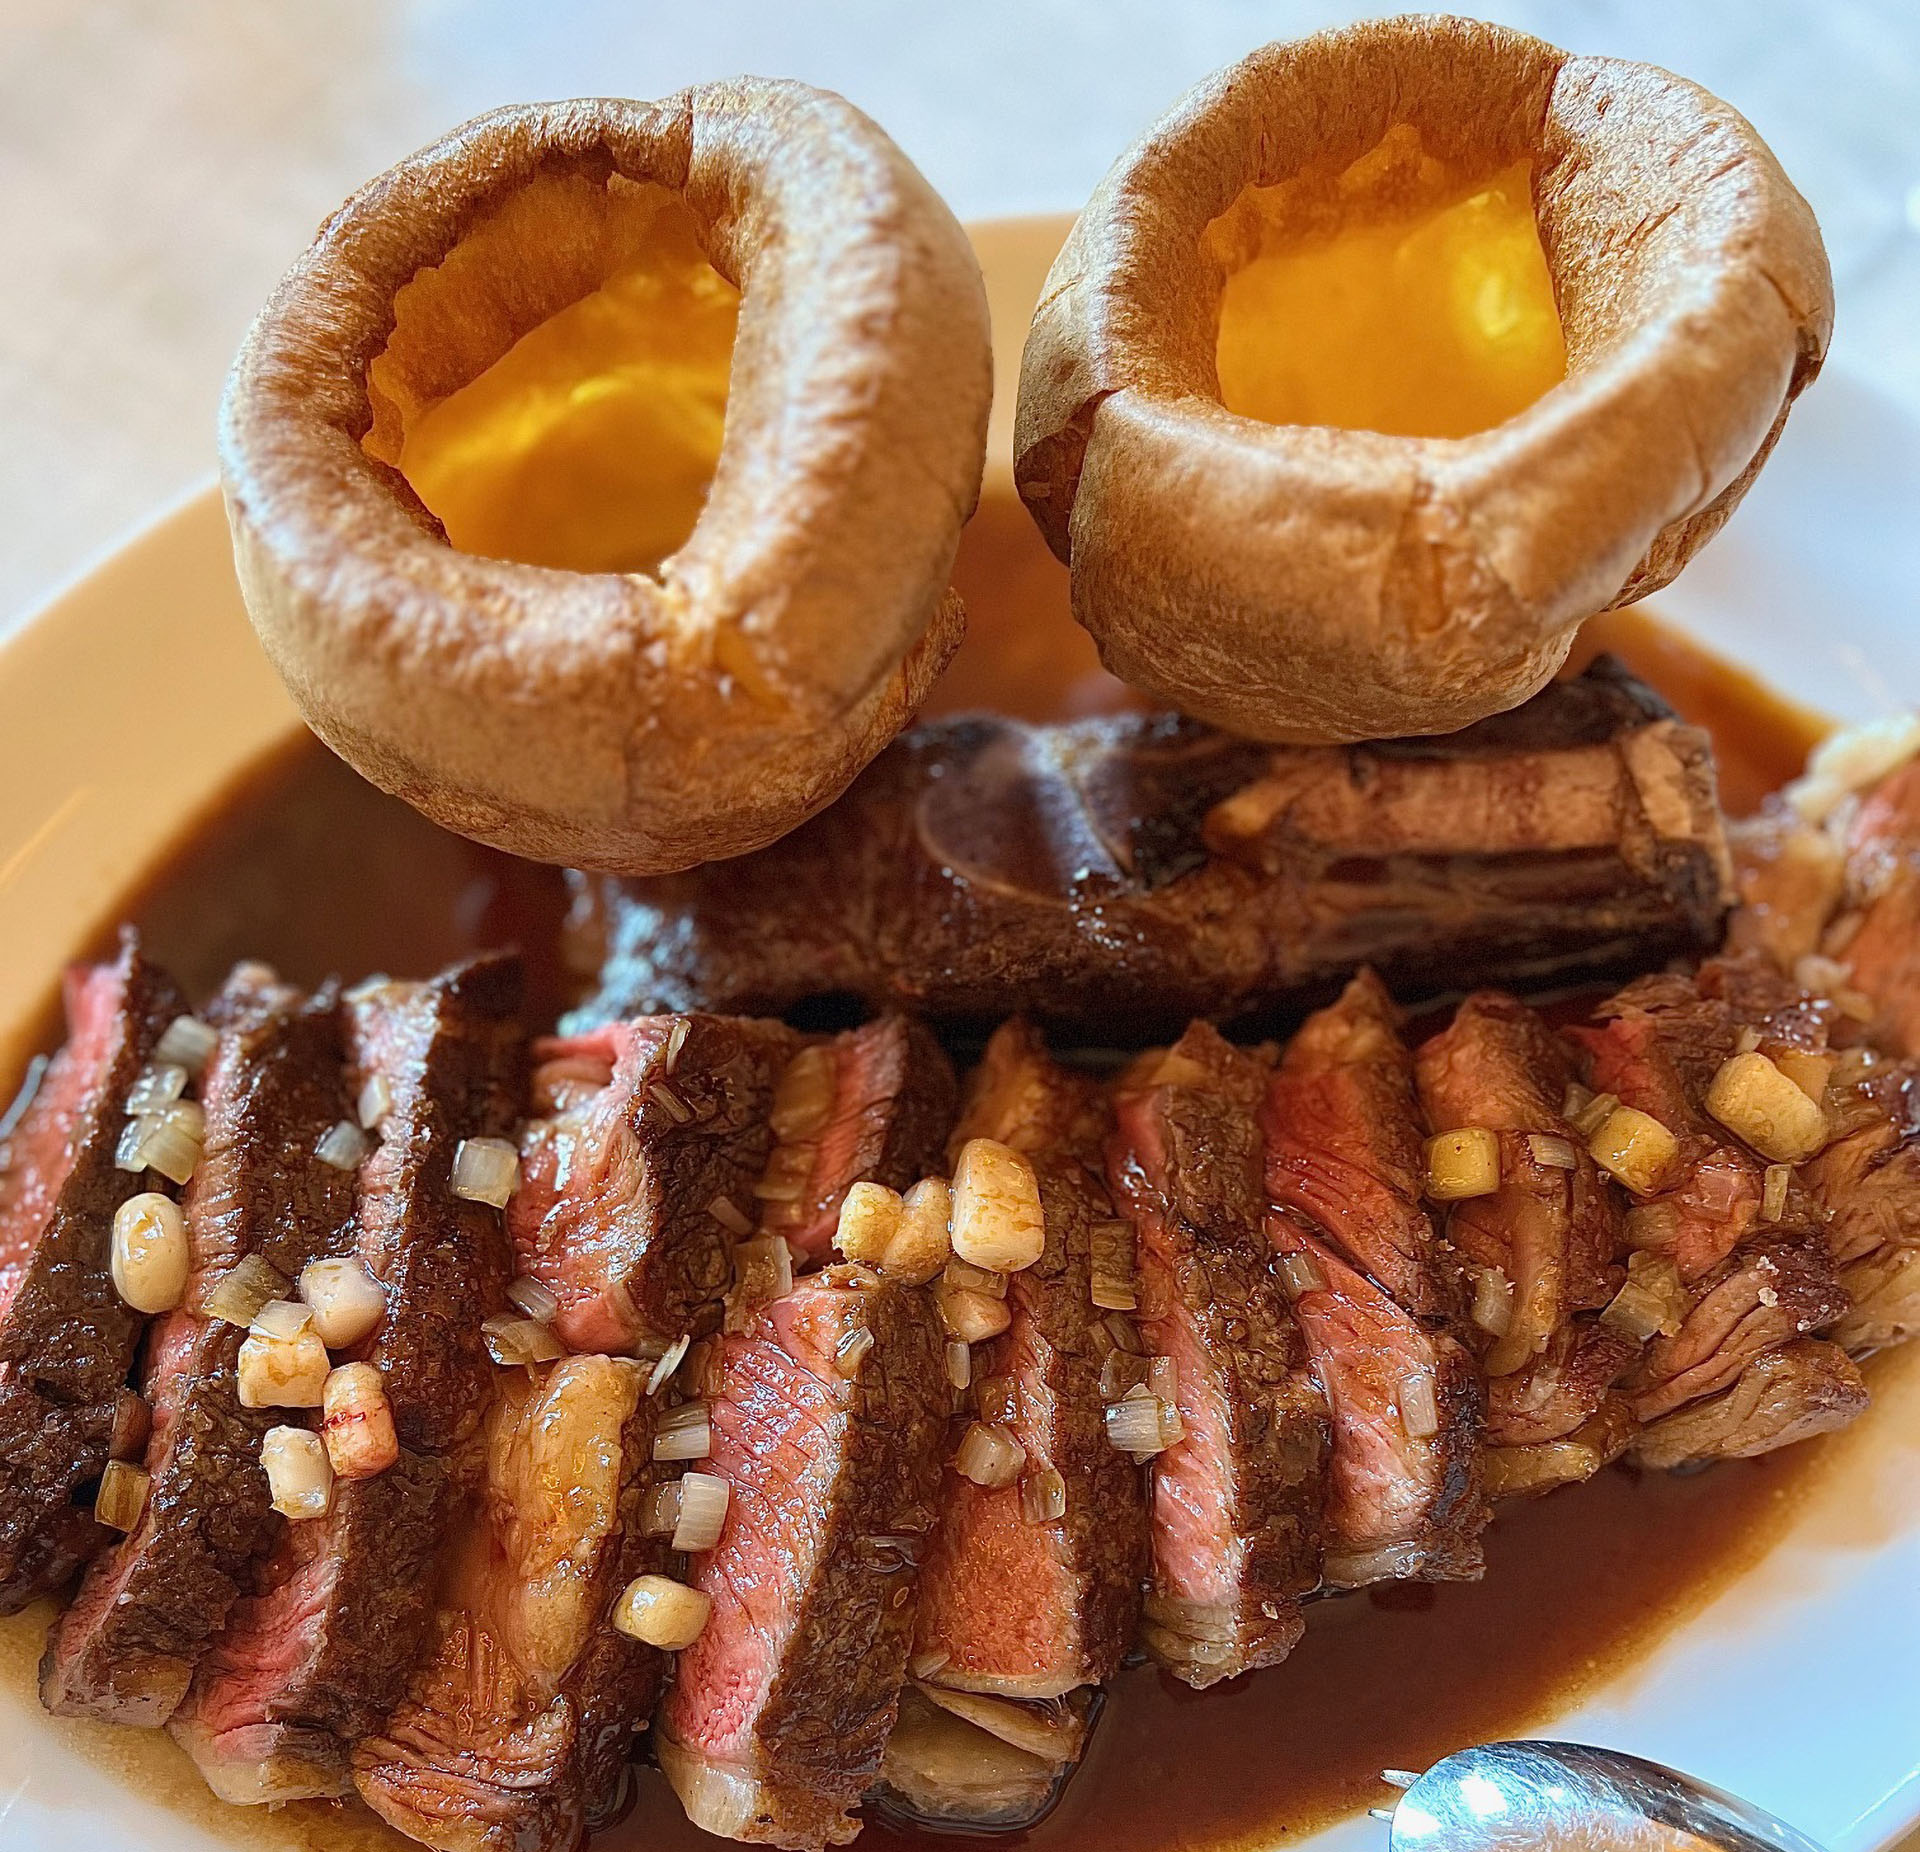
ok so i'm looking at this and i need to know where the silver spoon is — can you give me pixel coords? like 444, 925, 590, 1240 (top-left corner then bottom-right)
1370, 1740, 1828, 1852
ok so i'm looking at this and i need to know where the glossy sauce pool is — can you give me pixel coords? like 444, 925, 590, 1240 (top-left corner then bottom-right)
0, 491, 1871, 1852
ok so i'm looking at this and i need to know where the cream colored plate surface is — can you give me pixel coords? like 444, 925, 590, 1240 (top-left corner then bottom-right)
0, 218, 1916, 1852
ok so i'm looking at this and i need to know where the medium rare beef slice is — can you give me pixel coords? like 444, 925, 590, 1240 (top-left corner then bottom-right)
511, 1013, 799, 1352
0, 932, 187, 1610
1107, 1024, 1327, 1687
1571, 962, 1858, 1456
173, 955, 525, 1804
565, 661, 1731, 1040
659, 1271, 947, 1850
758, 1015, 957, 1262
914, 1020, 1147, 1701
43, 969, 356, 1725
356, 1354, 667, 1852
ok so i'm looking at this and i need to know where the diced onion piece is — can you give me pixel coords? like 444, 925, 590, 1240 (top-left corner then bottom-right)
752, 1141, 814, 1204
935, 1282, 1011, 1346
654, 1400, 713, 1462
1624, 1202, 1681, 1252
1156, 1396, 1185, 1449
94, 1458, 149, 1532
1088, 1218, 1138, 1312
507, 1275, 561, 1324
1736, 1025, 1763, 1055
1569, 1091, 1621, 1140
835, 1326, 875, 1378
974, 1373, 1018, 1426
1101, 1311, 1145, 1355
110, 1192, 188, 1314
205, 1253, 291, 1327
1587, 1106, 1680, 1195
1705, 1052, 1832, 1164
642, 1479, 683, 1537
1560, 1082, 1594, 1123
1761, 1163, 1792, 1226
882, 1177, 952, 1286
321, 1360, 399, 1479
315, 1119, 371, 1170
613, 1573, 711, 1650
835, 1181, 903, 1267
1276, 1249, 1326, 1301
452, 1136, 520, 1207
262, 1425, 334, 1520
1528, 1133, 1578, 1170
647, 1081, 695, 1125
298, 1255, 386, 1347
1399, 1372, 1440, 1439
950, 1138, 1046, 1274
249, 1298, 314, 1341
481, 1315, 566, 1366
1099, 1350, 1149, 1402
908, 1648, 952, 1682
1019, 1466, 1067, 1525
727, 1236, 794, 1333
1599, 1281, 1666, 1342
238, 1328, 331, 1408
126, 1062, 189, 1116
647, 1333, 692, 1397
1787, 714, 1920, 823
113, 1116, 150, 1173
128, 1103, 205, 1186
707, 1193, 752, 1237
1470, 1267, 1515, 1338
1147, 1354, 1178, 1404
944, 1340, 973, 1392
769, 1044, 835, 1142
356, 1073, 393, 1129
944, 1257, 1009, 1300
1425, 1128, 1501, 1202
1103, 1389, 1173, 1458
153, 1014, 218, 1077
955, 1421, 1024, 1488
671, 1471, 731, 1552
662, 1017, 691, 1071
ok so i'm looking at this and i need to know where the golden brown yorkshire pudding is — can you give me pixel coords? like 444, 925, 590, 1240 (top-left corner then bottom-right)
1015, 16, 1832, 744
221, 83, 992, 873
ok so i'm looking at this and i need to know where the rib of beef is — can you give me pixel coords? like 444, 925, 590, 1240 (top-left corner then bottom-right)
0, 933, 186, 1611
567, 662, 1731, 1040
42, 967, 356, 1726
173, 955, 525, 1804
1107, 1025, 1328, 1686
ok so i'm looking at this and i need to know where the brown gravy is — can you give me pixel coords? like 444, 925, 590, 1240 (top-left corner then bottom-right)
2, 495, 1879, 1852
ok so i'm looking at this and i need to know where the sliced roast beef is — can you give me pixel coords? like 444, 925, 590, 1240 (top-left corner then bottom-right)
1106, 1024, 1327, 1687
567, 661, 1731, 1041
355, 1353, 670, 1852
0, 933, 187, 1610
914, 1020, 1147, 1701
658, 1270, 947, 1849
1419, 992, 1625, 1371
1630, 1338, 1868, 1470
1263, 970, 1455, 1317
173, 955, 524, 1804
1573, 962, 1856, 1452
1826, 758, 1920, 1056
1259, 973, 1484, 1581
43, 967, 356, 1725
511, 1013, 799, 1353
756, 1015, 956, 1262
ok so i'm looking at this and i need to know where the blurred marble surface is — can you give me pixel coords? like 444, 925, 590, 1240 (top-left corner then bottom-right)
2, 0, 1918, 629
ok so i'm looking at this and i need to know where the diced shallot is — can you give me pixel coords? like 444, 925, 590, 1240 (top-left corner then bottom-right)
125, 1062, 188, 1115
316, 1119, 372, 1170
1089, 1217, 1138, 1311
935, 1282, 1010, 1345
1528, 1133, 1578, 1170
1398, 1372, 1440, 1439
647, 1333, 692, 1397
507, 1274, 562, 1324
654, 1399, 712, 1462
153, 1013, 218, 1077
481, 1315, 566, 1366
671, 1471, 730, 1552
452, 1136, 520, 1207
834, 1326, 875, 1378
1019, 1466, 1068, 1525
1470, 1266, 1515, 1338
204, 1253, 291, 1328
249, 1298, 313, 1341
1103, 1389, 1179, 1458
954, 1421, 1024, 1488
1277, 1249, 1326, 1300
356, 1073, 393, 1129
94, 1458, 149, 1532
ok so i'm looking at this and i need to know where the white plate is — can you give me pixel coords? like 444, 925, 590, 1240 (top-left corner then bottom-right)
0, 218, 1917, 1852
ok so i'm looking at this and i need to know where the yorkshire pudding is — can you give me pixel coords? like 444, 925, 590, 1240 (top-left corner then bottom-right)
1015, 17, 1832, 744
221, 83, 992, 872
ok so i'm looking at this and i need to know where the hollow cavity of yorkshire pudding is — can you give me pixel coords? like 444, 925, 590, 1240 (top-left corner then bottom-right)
221, 84, 992, 873
1015, 17, 1832, 745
